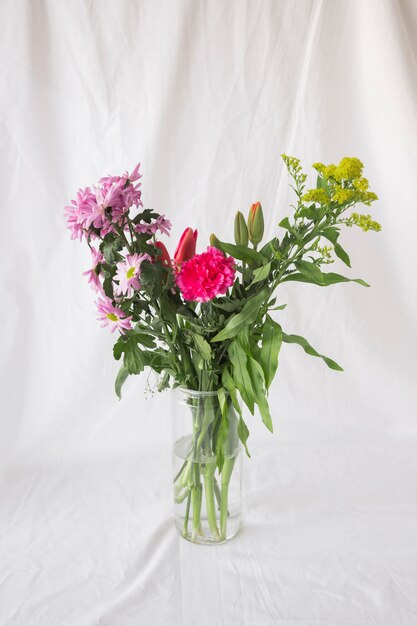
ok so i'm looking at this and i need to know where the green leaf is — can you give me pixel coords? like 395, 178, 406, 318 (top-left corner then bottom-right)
212, 298, 244, 313
160, 291, 181, 340
211, 288, 268, 342
321, 228, 351, 267
102, 275, 114, 299
317, 174, 330, 194
115, 365, 129, 399
222, 366, 242, 416
281, 272, 369, 287
247, 357, 273, 432
297, 206, 318, 220
237, 416, 251, 457
228, 340, 255, 414
320, 227, 340, 244
321, 272, 369, 287
279, 217, 302, 242
113, 337, 124, 361
133, 332, 156, 349
260, 315, 283, 389
123, 337, 145, 374
191, 332, 212, 360
282, 332, 343, 371
334, 243, 351, 267
260, 238, 278, 257
140, 261, 164, 299
212, 239, 266, 267
101, 237, 122, 264
294, 260, 325, 284
250, 262, 272, 286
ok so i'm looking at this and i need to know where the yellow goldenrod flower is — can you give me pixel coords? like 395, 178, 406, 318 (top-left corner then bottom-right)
332, 189, 356, 204
336, 157, 364, 180
347, 213, 382, 232
302, 188, 329, 204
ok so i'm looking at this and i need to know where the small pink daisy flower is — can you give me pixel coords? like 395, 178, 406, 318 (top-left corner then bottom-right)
114, 253, 151, 298
96, 296, 132, 333
176, 246, 236, 302
83, 247, 104, 293
135, 215, 172, 237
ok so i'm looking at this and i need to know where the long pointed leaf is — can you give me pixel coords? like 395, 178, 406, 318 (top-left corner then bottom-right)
260, 315, 283, 389
282, 332, 343, 371
115, 365, 129, 399
228, 340, 254, 414
247, 357, 273, 432
281, 272, 369, 287
212, 289, 268, 342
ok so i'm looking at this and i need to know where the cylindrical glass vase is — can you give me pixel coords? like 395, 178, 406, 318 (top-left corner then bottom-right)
171, 388, 242, 545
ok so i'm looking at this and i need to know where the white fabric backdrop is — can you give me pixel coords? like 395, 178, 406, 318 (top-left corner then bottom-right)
1, 0, 417, 624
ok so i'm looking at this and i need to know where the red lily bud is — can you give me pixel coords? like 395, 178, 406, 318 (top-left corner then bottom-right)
155, 241, 172, 267
174, 227, 198, 263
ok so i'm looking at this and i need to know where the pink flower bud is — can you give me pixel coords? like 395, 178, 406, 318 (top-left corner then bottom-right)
174, 227, 198, 263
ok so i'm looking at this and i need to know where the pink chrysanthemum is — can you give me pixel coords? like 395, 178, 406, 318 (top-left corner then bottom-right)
96, 296, 132, 333
135, 215, 172, 237
176, 246, 236, 303
83, 247, 104, 293
65, 164, 143, 241
114, 253, 151, 298
64, 187, 97, 241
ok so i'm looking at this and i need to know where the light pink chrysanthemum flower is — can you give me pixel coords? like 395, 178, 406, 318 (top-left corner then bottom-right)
83, 247, 104, 293
98, 163, 143, 220
176, 246, 236, 303
96, 296, 132, 333
65, 164, 143, 241
135, 214, 172, 237
64, 187, 97, 241
115, 253, 151, 298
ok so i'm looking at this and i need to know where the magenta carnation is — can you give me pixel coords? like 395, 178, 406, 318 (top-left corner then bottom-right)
176, 246, 236, 303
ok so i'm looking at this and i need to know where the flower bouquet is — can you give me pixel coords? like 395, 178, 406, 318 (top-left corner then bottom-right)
65, 155, 380, 544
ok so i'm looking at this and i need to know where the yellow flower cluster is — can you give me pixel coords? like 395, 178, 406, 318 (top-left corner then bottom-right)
317, 245, 333, 261
302, 188, 329, 204
347, 213, 382, 232
305, 157, 379, 207
282, 154, 302, 172
332, 189, 356, 204
313, 157, 364, 181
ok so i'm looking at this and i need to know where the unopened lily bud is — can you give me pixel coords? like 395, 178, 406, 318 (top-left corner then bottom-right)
247, 202, 264, 247
154, 241, 172, 267
174, 227, 197, 263
210, 233, 221, 248
234, 211, 249, 246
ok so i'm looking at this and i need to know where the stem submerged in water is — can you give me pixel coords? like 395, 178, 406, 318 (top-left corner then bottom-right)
220, 456, 236, 540
204, 461, 220, 541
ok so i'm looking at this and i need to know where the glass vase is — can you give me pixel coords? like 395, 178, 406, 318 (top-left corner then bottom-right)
171, 388, 242, 545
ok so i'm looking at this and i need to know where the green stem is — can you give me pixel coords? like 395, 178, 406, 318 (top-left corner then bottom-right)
204, 461, 220, 541
191, 476, 202, 542
220, 456, 236, 540
183, 491, 191, 537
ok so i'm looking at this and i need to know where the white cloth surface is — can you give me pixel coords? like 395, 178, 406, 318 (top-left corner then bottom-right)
1, 0, 417, 624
